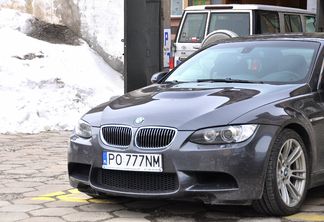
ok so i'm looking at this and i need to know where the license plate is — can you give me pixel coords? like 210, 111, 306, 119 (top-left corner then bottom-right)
102, 151, 163, 172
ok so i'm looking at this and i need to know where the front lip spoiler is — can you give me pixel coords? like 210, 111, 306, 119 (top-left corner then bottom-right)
186, 186, 239, 192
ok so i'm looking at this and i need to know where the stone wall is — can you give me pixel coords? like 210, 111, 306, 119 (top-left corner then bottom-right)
54, 0, 124, 73
0, 0, 124, 73
0, 0, 62, 25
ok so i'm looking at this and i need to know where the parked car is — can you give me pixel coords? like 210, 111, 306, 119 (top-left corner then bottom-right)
171, 4, 316, 68
69, 33, 324, 216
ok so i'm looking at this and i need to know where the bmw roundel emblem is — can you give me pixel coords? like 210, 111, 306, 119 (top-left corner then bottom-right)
134, 117, 145, 125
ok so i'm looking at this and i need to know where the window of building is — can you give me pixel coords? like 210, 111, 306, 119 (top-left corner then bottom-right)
188, 0, 222, 6
284, 14, 302, 32
189, 0, 207, 5
256, 11, 280, 34
171, 0, 184, 17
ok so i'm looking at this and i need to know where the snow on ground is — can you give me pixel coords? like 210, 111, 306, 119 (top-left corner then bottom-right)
0, 8, 124, 134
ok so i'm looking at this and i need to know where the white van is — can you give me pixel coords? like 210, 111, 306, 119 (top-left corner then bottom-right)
172, 4, 316, 67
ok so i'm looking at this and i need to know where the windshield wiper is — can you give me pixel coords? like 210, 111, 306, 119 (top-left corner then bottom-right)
164, 80, 191, 84
197, 78, 264, 84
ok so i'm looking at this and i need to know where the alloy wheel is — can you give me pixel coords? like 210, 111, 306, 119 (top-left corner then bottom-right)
276, 139, 306, 207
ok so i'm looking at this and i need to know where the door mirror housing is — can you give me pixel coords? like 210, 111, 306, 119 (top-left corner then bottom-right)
151, 71, 168, 84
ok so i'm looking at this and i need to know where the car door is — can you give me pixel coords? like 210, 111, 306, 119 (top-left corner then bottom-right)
311, 55, 324, 176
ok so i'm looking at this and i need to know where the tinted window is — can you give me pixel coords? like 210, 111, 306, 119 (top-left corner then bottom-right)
285, 14, 302, 32
305, 16, 316, 32
208, 13, 250, 36
256, 11, 280, 34
166, 41, 319, 84
179, 13, 208, 43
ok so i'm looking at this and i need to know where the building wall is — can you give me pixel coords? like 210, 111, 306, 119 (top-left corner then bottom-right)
317, 0, 324, 31
0, 0, 61, 23
58, 0, 124, 73
0, 0, 124, 74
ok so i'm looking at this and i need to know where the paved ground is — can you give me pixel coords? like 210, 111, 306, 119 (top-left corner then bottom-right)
1, 132, 324, 222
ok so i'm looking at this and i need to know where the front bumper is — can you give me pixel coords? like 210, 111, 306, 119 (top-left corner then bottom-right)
68, 125, 279, 205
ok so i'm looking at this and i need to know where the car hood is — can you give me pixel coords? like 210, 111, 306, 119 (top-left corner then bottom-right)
84, 83, 309, 130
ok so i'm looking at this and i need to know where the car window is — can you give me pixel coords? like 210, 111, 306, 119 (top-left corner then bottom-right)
285, 14, 302, 32
208, 12, 250, 36
166, 41, 319, 84
305, 16, 316, 32
179, 13, 208, 43
256, 11, 280, 34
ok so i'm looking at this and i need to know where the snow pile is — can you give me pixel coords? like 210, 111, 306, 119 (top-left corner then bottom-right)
0, 9, 124, 133
0, 7, 33, 32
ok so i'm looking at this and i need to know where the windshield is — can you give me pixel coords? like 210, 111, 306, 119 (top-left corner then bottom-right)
208, 12, 250, 36
165, 41, 319, 84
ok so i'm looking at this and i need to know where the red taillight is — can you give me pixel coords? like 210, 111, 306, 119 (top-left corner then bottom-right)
169, 57, 174, 69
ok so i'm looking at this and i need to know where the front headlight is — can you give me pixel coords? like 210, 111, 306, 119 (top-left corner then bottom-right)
190, 125, 258, 145
75, 119, 92, 138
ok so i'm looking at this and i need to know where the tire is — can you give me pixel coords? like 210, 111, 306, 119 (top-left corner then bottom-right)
252, 129, 309, 216
201, 30, 238, 48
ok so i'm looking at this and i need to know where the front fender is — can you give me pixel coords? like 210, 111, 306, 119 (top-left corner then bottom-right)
230, 99, 317, 188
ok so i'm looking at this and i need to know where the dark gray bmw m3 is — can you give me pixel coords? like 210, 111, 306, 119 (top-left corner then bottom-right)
69, 34, 324, 216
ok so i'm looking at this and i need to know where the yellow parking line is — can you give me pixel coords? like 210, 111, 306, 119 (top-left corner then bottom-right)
57, 193, 89, 203
286, 213, 324, 221
32, 197, 56, 201
68, 189, 79, 194
32, 189, 111, 203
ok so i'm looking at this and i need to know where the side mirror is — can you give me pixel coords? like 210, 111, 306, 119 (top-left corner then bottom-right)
151, 71, 168, 84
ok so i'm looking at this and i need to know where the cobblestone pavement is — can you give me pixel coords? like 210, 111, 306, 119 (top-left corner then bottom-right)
1, 132, 324, 222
